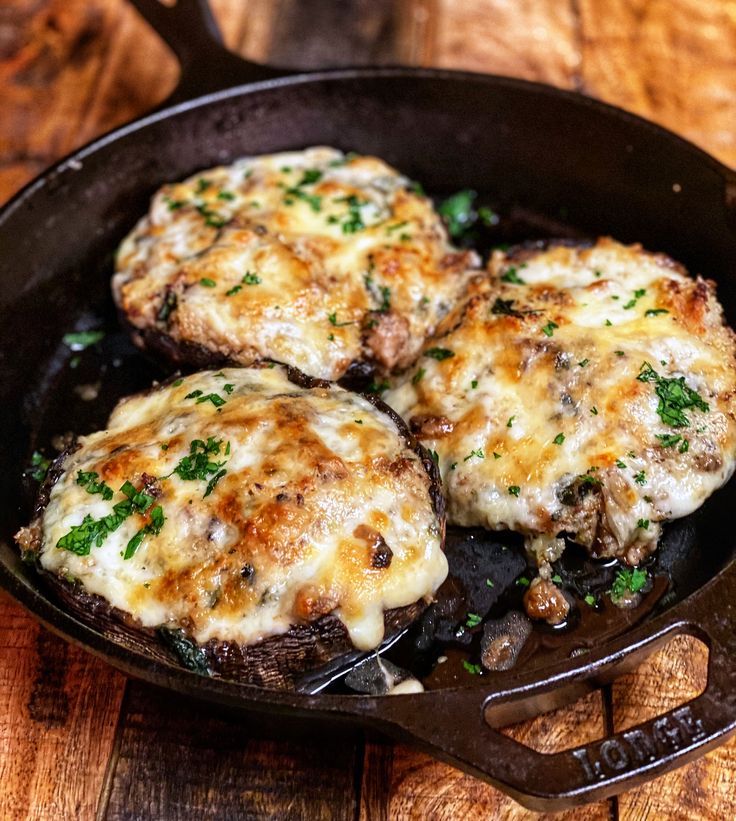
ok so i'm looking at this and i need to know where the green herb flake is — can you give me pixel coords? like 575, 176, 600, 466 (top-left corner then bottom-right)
615, 350, 625, 357
438, 189, 476, 238
462, 660, 482, 675
508, 485, 521, 497
463, 448, 485, 462
553, 432, 565, 445
471, 380, 478, 389
466, 613, 482, 628
200, 278, 216, 288
615, 459, 627, 469
637, 362, 709, 427
634, 470, 647, 485
605, 319, 613, 326
29, 451, 51, 482
501, 267, 525, 285
542, 321, 559, 337
172, 378, 184, 387
425, 347, 455, 361
486, 578, 494, 588
62, 330, 104, 351
578, 358, 590, 368
637, 518, 650, 530
551, 574, 562, 584
412, 368, 426, 385
367, 379, 390, 394
493, 452, 502, 459
225, 285, 242, 297
610, 568, 648, 602
516, 575, 530, 586
242, 271, 261, 285
590, 406, 599, 415
328, 312, 355, 327
76, 470, 113, 501
507, 415, 515, 428
584, 593, 596, 607
645, 308, 669, 317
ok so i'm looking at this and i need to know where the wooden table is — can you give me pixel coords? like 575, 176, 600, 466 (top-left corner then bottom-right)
1, 1, 735, 817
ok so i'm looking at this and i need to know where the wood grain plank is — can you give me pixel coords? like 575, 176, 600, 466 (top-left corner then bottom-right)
577, 0, 736, 168
0, 591, 126, 821
613, 635, 736, 820
431, 0, 582, 88
103, 680, 361, 820
360, 690, 612, 820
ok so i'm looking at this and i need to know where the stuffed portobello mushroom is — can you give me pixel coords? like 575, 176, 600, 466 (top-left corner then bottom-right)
16, 365, 446, 688
387, 238, 736, 622
113, 147, 477, 381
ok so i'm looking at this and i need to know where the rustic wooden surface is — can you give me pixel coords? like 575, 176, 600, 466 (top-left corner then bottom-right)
1, 1, 735, 818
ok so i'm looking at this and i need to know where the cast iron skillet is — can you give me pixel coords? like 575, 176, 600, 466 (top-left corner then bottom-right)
2, 0, 736, 810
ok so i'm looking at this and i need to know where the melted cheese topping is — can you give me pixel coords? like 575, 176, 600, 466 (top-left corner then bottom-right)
113, 147, 476, 379
38, 367, 446, 650
386, 238, 736, 564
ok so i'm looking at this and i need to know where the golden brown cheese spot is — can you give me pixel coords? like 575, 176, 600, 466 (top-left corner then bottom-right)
36, 366, 447, 652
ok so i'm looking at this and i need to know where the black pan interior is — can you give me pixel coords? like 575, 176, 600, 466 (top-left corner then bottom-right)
2, 71, 736, 693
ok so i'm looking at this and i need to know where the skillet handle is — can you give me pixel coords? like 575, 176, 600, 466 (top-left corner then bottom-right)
128, 0, 289, 105
378, 599, 736, 811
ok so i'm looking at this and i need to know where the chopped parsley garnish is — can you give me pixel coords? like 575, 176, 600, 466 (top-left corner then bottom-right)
507, 415, 515, 427
645, 308, 669, 317
328, 312, 355, 327
337, 194, 368, 233
285, 187, 322, 212
425, 347, 455, 361
655, 433, 683, 448
438, 189, 476, 238
610, 568, 648, 601
615, 350, 625, 357
462, 660, 482, 675
57, 481, 158, 557
486, 578, 494, 587
157, 291, 177, 322
466, 613, 482, 628
637, 518, 650, 530
463, 448, 485, 461
29, 451, 51, 482
225, 285, 242, 297
125, 505, 165, 560
551, 574, 562, 584
493, 452, 501, 459
164, 196, 186, 211
172, 378, 183, 387
367, 379, 390, 394
516, 575, 530, 586
615, 459, 627, 469
195, 178, 211, 194
186, 389, 226, 408
76, 470, 113, 501
62, 330, 104, 351
637, 362, 709, 427
412, 368, 426, 385
428, 450, 439, 464
471, 380, 478, 389
242, 271, 261, 285
217, 190, 235, 201
386, 220, 408, 234
553, 433, 565, 445
298, 169, 322, 186
200, 278, 216, 288
584, 594, 596, 607
623, 289, 646, 310
605, 319, 613, 326
578, 358, 590, 368
170, 437, 229, 498
501, 267, 525, 285
633, 470, 647, 485
590, 406, 598, 415
508, 485, 521, 497
541, 321, 559, 337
